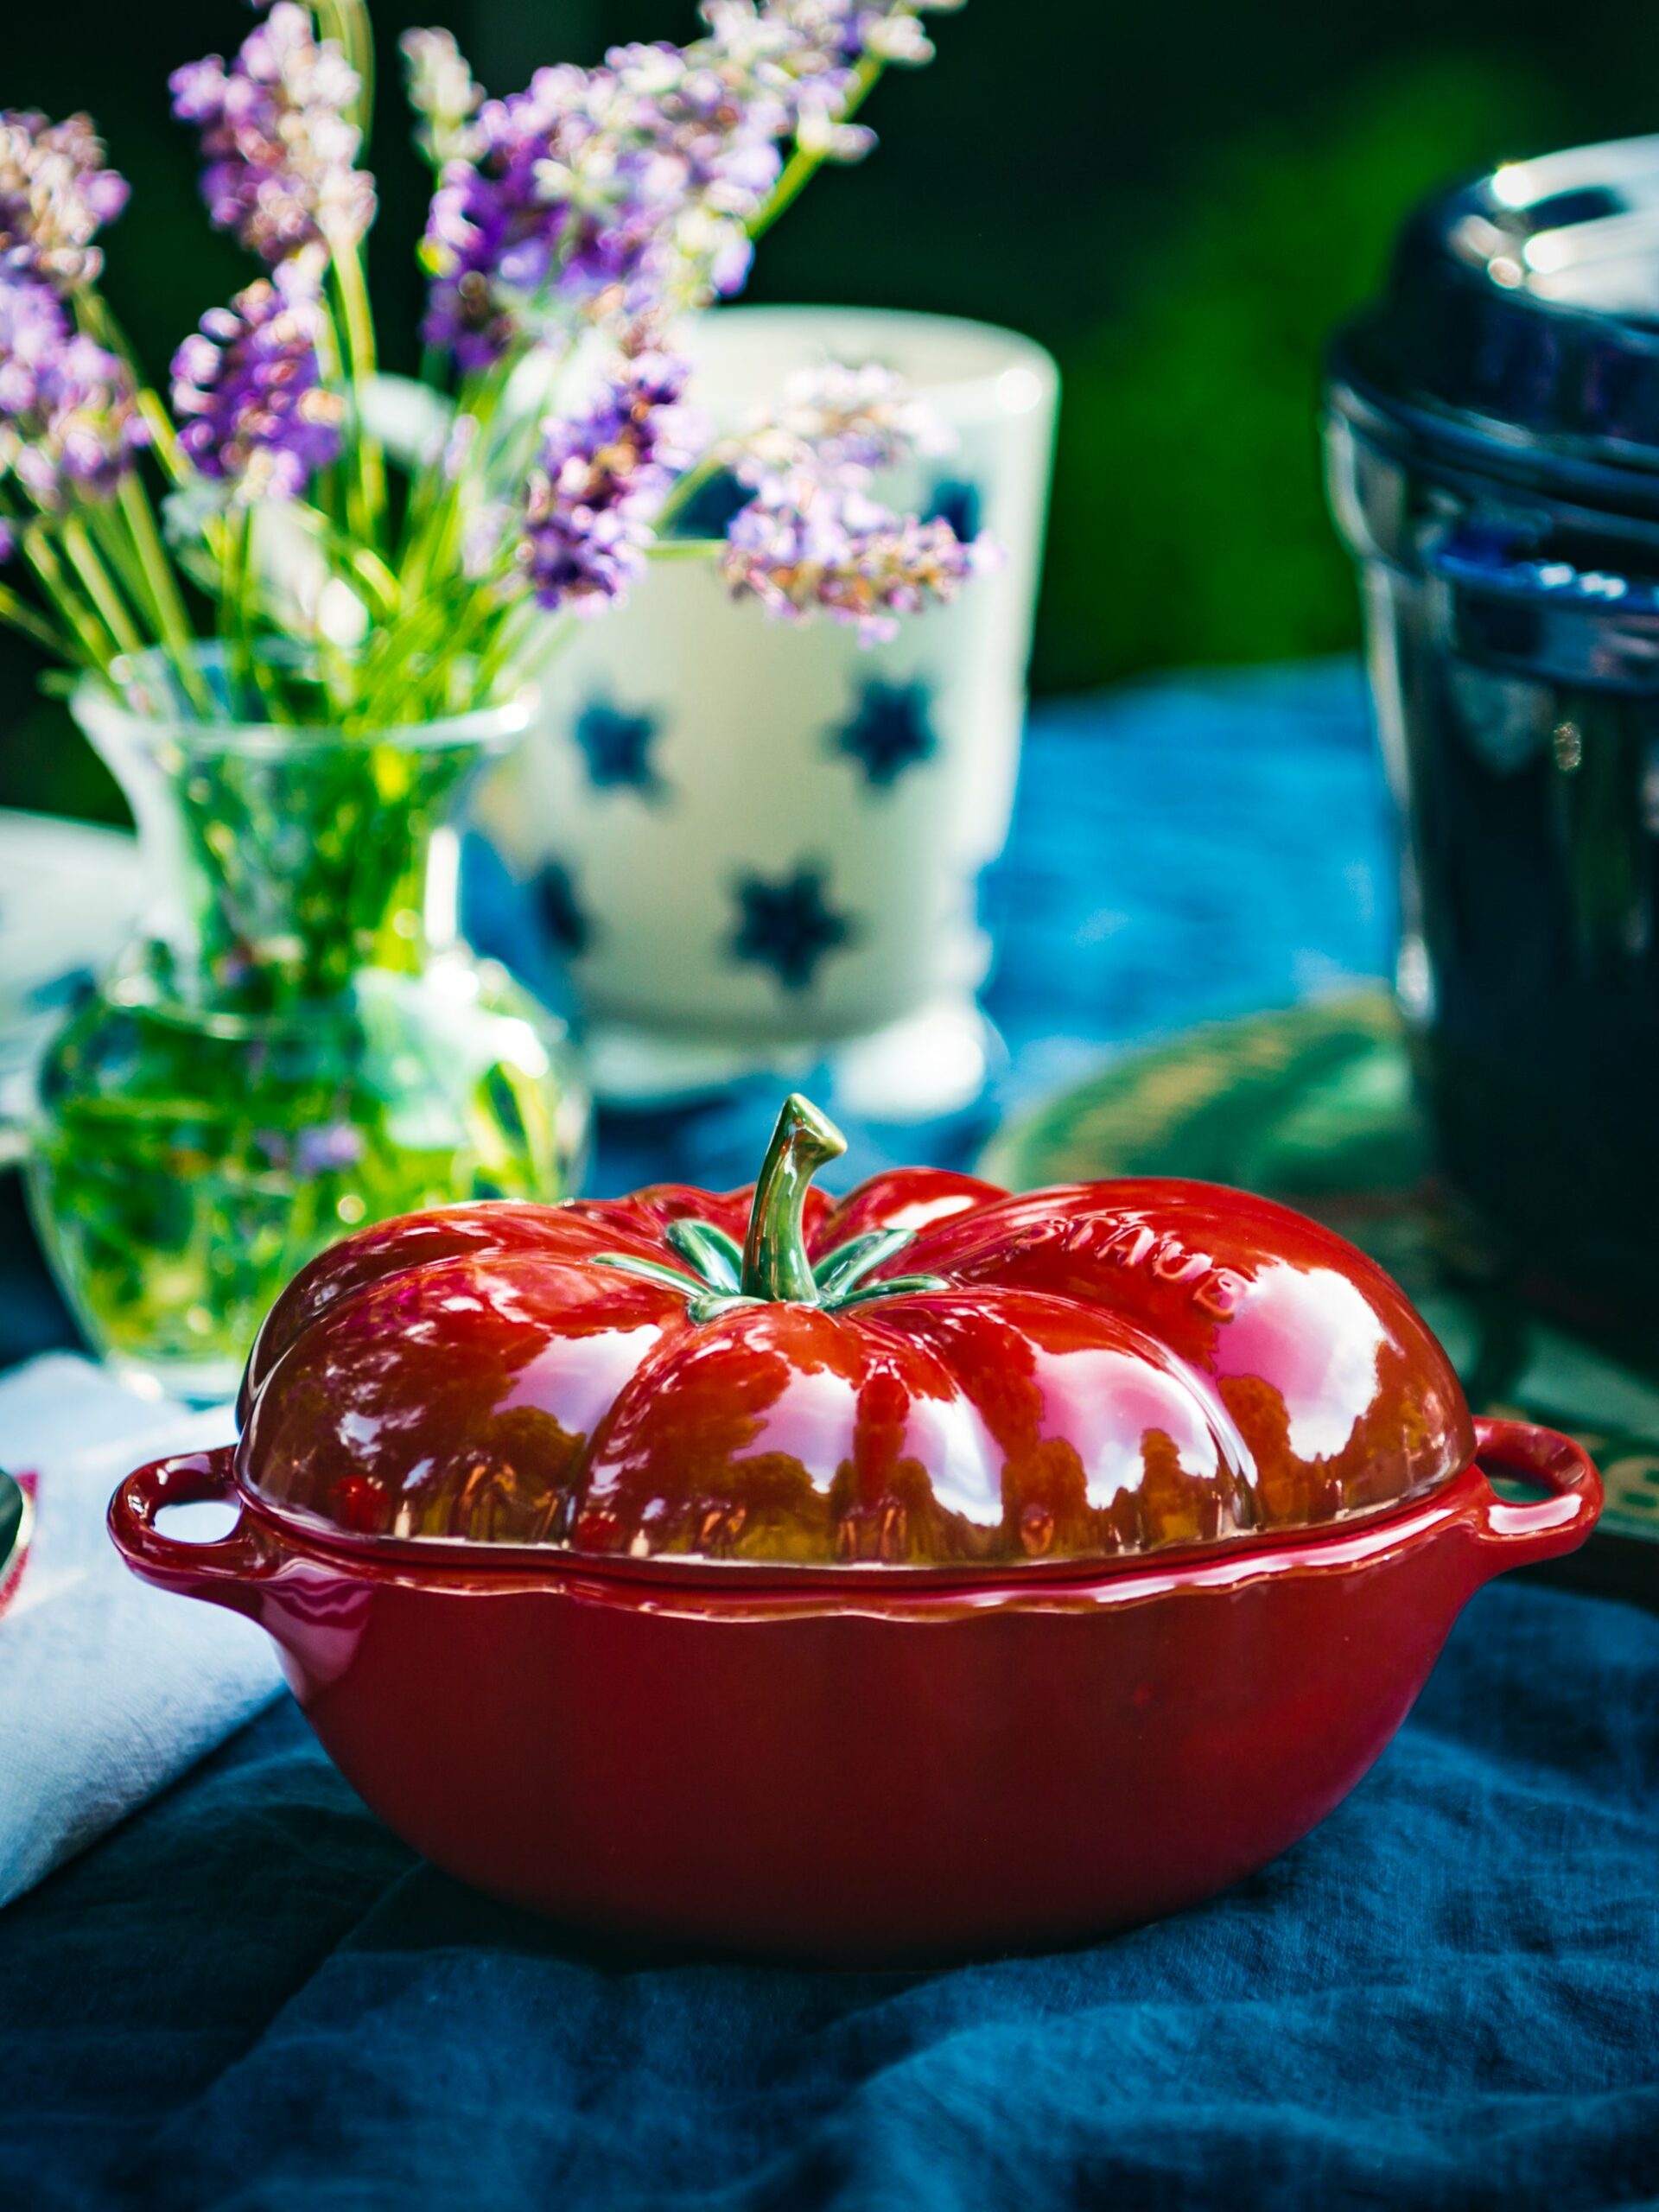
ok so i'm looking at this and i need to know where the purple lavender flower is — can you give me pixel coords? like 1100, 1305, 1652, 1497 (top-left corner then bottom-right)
400, 28, 485, 168
518, 351, 695, 612
721, 472, 994, 643
170, 2, 374, 265
416, 71, 575, 368
417, 4, 963, 369
170, 268, 344, 503
0, 518, 14, 563
0, 271, 145, 505
296, 1121, 365, 1175
418, 40, 786, 367
734, 360, 951, 492
718, 349, 988, 638
0, 111, 129, 291
0, 272, 63, 416
760, 1, 960, 77
702, 2, 955, 156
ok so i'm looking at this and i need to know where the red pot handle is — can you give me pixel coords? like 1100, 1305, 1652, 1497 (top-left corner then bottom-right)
108, 1445, 276, 1614
1470, 1416, 1603, 1571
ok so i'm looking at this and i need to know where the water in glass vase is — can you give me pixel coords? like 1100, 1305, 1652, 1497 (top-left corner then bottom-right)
28, 652, 589, 1401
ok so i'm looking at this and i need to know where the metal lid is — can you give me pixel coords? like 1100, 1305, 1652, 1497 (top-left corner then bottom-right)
1334, 135, 1659, 504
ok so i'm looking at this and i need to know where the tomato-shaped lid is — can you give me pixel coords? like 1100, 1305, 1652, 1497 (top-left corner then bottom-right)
235, 1096, 1475, 1570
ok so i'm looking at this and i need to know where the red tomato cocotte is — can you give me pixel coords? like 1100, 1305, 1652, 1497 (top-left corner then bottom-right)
110, 1096, 1601, 1957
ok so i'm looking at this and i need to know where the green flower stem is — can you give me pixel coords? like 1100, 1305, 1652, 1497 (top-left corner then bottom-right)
288, 502, 402, 620
397, 358, 518, 601
354, 587, 492, 729
394, 327, 540, 613
448, 591, 525, 707
314, 628, 353, 728
403, 487, 466, 617
239, 516, 295, 722
318, 0, 373, 137
397, 404, 480, 589
215, 509, 261, 714
60, 516, 146, 662
308, 291, 355, 540
84, 503, 151, 617
327, 235, 387, 547
110, 477, 219, 721
0, 582, 71, 657
647, 537, 725, 563
385, 461, 519, 710
74, 290, 187, 486
354, 607, 448, 723
134, 392, 186, 485
214, 505, 243, 648
746, 56, 884, 246
21, 524, 116, 671
393, 453, 461, 607
741, 1093, 848, 1303
398, 397, 468, 550
473, 599, 553, 701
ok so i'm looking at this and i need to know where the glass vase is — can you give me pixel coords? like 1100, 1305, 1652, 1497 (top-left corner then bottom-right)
26, 655, 589, 1401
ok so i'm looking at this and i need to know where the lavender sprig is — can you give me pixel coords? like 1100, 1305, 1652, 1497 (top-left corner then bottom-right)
400, 27, 485, 168
0, 272, 146, 507
717, 351, 992, 640
413, 3, 961, 372
171, 269, 345, 505
734, 360, 952, 490
0, 6, 981, 728
707, 2, 955, 150
721, 473, 995, 643
0, 111, 129, 292
170, 2, 375, 265
517, 351, 697, 613
416, 49, 785, 369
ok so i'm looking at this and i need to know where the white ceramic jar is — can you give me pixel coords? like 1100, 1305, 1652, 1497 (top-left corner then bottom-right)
480, 305, 1058, 1116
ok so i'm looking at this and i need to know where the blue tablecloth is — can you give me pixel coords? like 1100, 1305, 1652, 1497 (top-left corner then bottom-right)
4, 664, 1658, 2212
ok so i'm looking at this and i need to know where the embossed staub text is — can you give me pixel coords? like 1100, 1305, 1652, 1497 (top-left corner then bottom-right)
1059, 1217, 1249, 1320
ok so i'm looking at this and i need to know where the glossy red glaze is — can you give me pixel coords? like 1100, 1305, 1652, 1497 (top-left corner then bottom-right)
232, 1173, 1475, 1568
0, 1470, 34, 1619
110, 1418, 1599, 1960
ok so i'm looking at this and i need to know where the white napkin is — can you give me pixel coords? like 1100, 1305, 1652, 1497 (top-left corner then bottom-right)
0, 1353, 285, 1908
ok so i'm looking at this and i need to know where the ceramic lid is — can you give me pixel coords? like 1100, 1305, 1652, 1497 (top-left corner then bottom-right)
232, 1097, 1475, 1573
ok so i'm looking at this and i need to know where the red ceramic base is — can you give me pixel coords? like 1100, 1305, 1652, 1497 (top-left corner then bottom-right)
110, 1419, 1597, 1961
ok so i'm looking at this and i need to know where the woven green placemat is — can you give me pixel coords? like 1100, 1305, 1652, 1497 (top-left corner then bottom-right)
983, 991, 1659, 1572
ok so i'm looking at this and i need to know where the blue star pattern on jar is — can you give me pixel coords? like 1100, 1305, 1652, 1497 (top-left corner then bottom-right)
729, 864, 853, 992
572, 700, 664, 795
832, 677, 938, 789
537, 860, 592, 956
925, 476, 982, 544
667, 465, 750, 540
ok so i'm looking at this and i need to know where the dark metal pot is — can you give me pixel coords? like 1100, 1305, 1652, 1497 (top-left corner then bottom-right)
1327, 135, 1659, 1342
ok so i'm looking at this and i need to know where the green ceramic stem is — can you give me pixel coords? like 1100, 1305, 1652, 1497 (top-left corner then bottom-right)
741, 1094, 847, 1305
595, 1096, 945, 1321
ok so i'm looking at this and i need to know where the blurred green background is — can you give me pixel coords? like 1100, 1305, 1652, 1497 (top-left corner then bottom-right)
5, 0, 1657, 822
